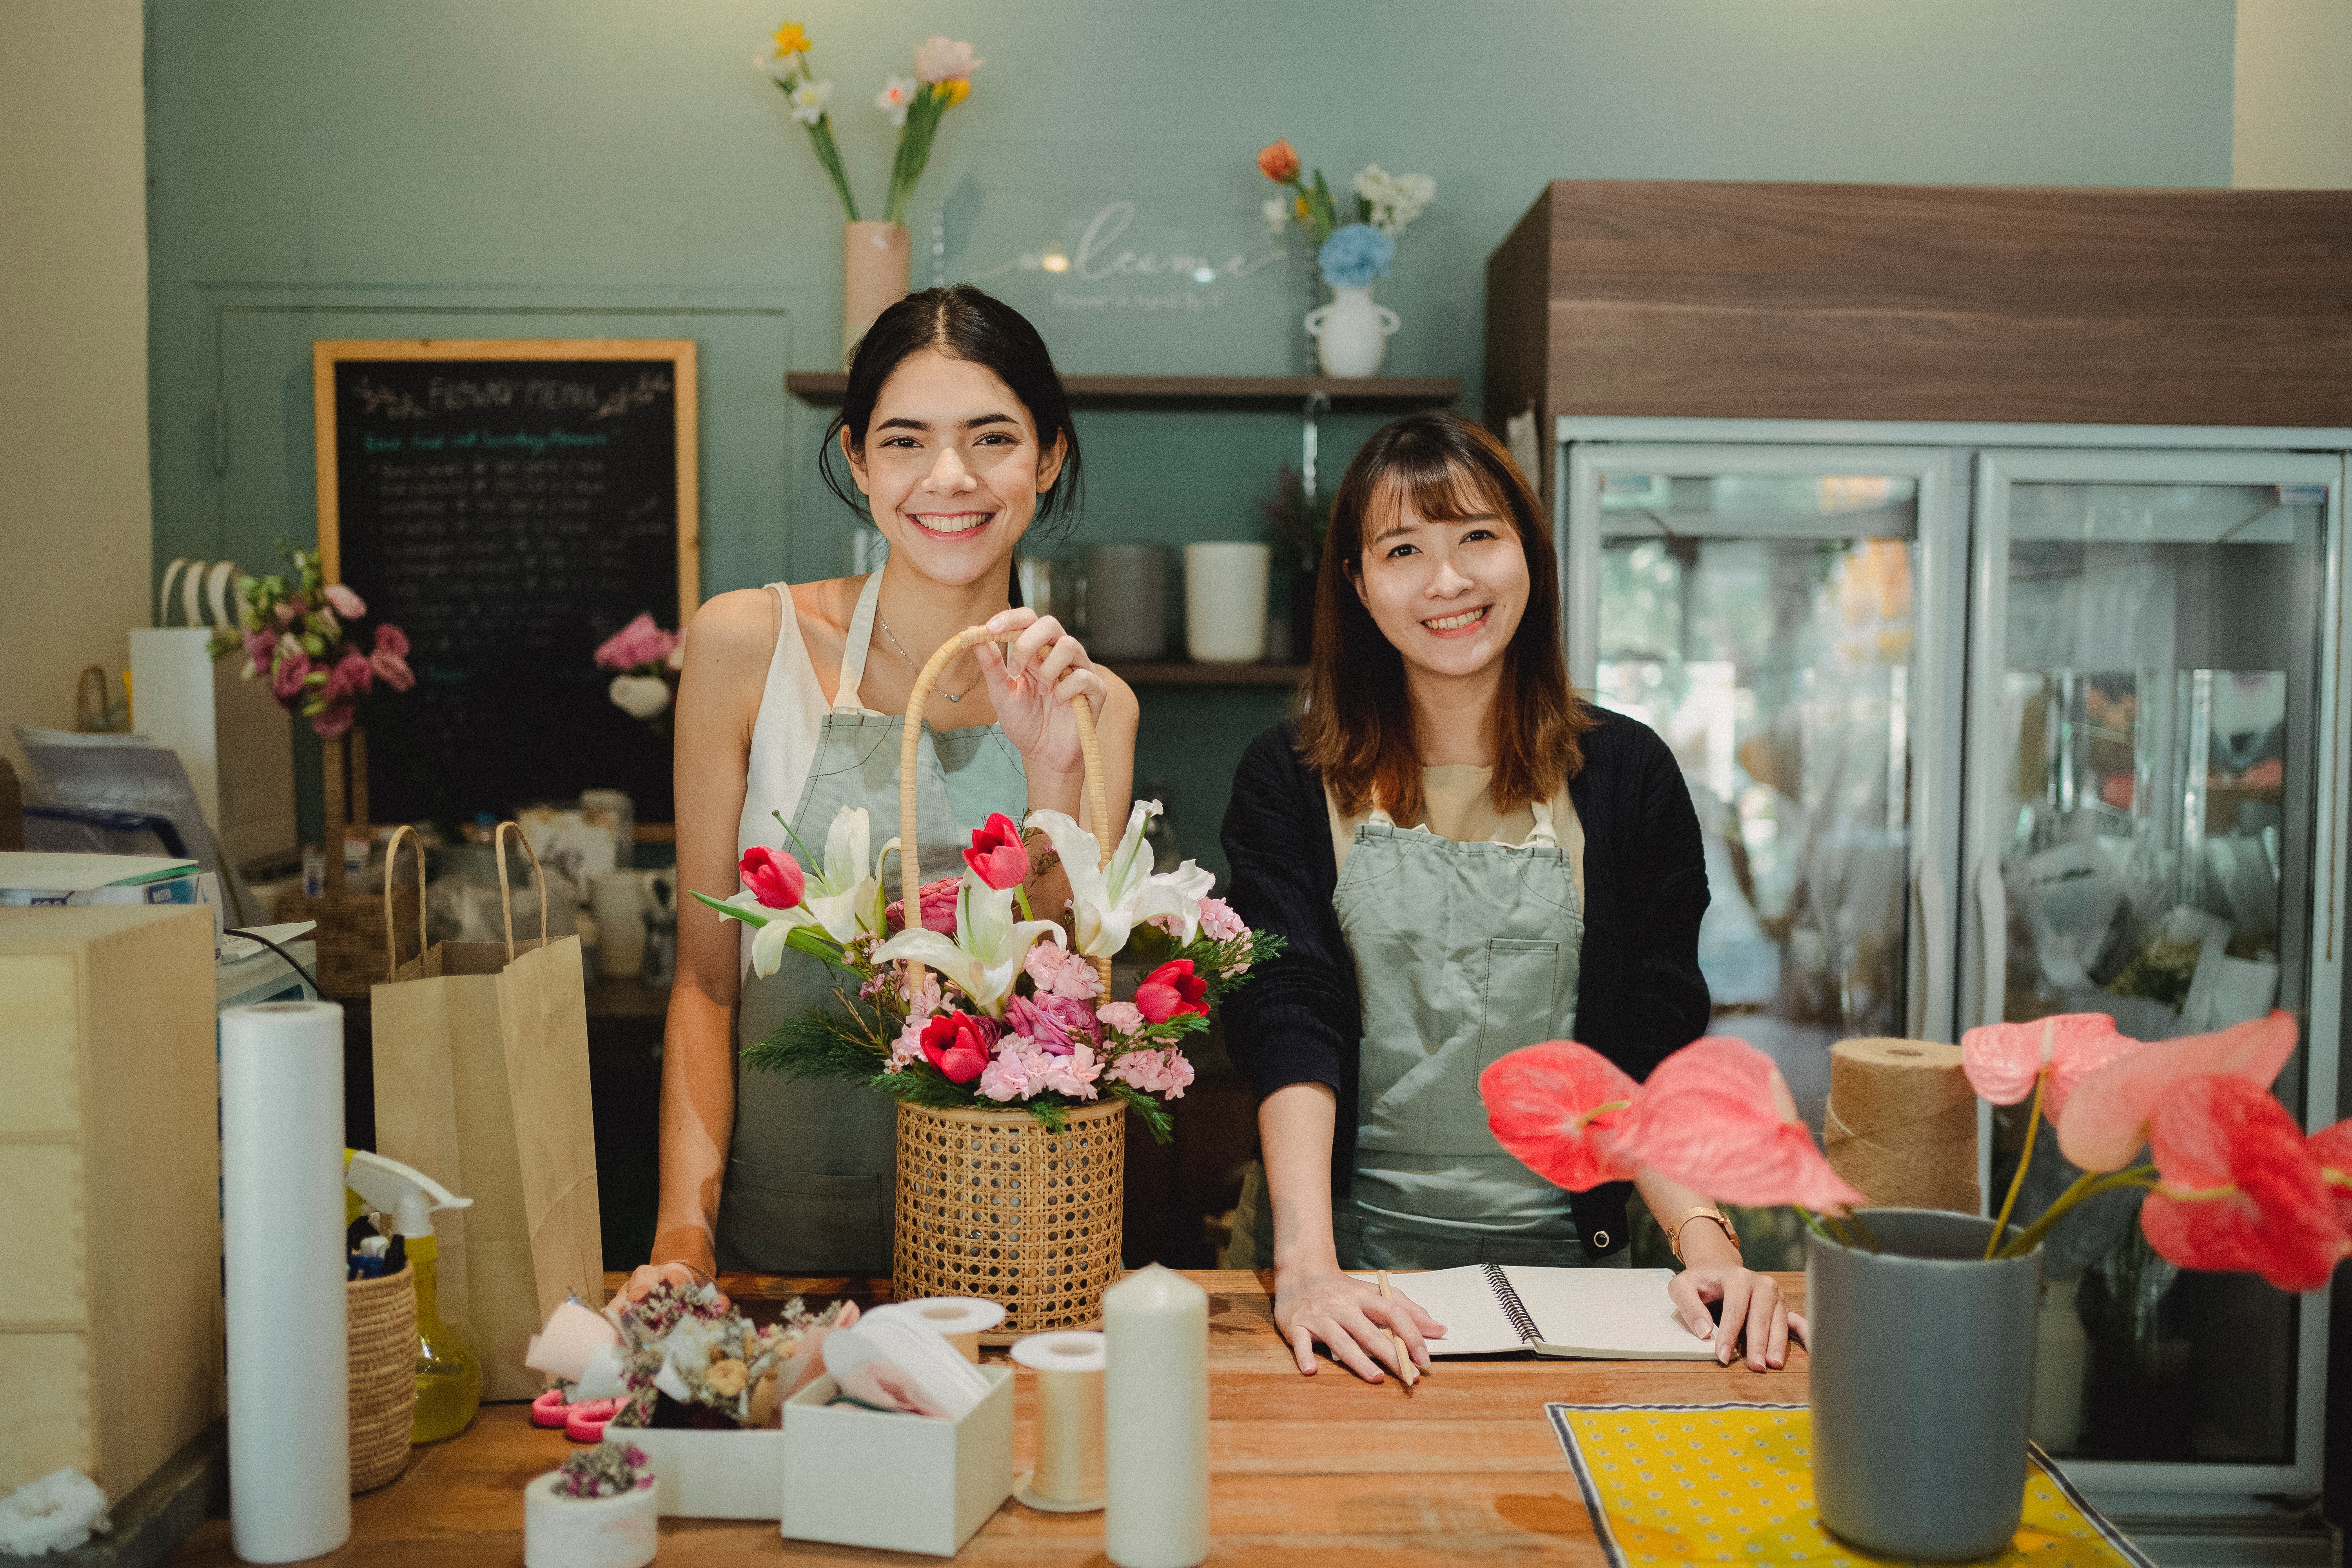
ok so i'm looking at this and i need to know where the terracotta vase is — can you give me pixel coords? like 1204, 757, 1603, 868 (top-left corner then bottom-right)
843, 221, 912, 354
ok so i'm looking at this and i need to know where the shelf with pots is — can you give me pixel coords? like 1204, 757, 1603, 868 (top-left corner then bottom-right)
784, 373, 1459, 411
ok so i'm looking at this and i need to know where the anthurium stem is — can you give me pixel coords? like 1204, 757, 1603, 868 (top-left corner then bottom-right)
1795, 1206, 1836, 1243
1986, 1071, 2047, 1258
1995, 1164, 2158, 1259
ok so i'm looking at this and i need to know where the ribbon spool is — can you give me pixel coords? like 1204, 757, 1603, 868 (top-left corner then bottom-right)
1010, 1331, 1106, 1514
1823, 1037, 1980, 1214
869, 1296, 1005, 1363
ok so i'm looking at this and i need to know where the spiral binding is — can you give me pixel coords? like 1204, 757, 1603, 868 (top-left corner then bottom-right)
1481, 1262, 1541, 1347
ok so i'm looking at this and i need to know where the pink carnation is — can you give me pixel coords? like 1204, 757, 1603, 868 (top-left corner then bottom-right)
1003, 992, 1100, 1056
1198, 897, 1247, 942
978, 1042, 1042, 1102
1109, 1047, 1194, 1100
887, 1017, 929, 1072
1024, 943, 1102, 1000
1094, 1001, 1145, 1038
595, 612, 680, 672
897, 965, 943, 1018
323, 583, 367, 619
1038, 1044, 1102, 1100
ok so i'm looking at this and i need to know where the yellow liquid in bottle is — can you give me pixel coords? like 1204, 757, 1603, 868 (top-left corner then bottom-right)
405, 1247, 482, 1443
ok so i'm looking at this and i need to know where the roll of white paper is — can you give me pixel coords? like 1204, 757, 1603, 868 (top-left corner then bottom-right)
869, 1296, 1006, 1362
1104, 1265, 1208, 1567
222, 1001, 351, 1563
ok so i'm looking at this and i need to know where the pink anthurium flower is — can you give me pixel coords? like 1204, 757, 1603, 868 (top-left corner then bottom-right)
2138, 1074, 2351, 1293
1613, 1036, 1865, 1213
1961, 1012, 2140, 1120
2310, 1119, 2352, 1230
1479, 1040, 1640, 1191
962, 813, 1029, 890
2057, 1010, 2300, 1173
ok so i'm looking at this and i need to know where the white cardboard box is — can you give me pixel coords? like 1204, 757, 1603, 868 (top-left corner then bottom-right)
609, 1427, 786, 1520
779, 1366, 1014, 1555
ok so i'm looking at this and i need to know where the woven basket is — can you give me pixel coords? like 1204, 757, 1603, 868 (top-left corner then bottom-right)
895, 1099, 1125, 1333
888, 626, 1124, 1332
348, 1263, 417, 1492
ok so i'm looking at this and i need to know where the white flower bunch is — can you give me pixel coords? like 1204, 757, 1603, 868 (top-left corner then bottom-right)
1352, 164, 1435, 237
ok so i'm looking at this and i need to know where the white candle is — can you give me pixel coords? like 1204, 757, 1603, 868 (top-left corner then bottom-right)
1103, 1265, 1209, 1568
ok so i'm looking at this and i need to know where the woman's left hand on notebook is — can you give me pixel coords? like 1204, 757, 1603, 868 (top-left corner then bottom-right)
979, 608, 1107, 772
1670, 1266, 1803, 1371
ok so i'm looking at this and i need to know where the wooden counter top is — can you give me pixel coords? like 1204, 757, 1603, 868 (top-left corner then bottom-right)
168, 1269, 1808, 1565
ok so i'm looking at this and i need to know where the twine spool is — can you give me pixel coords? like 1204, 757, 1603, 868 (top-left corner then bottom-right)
1011, 1331, 1107, 1514
1823, 1038, 1980, 1214
347, 1263, 417, 1493
873, 1297, 1006, 1363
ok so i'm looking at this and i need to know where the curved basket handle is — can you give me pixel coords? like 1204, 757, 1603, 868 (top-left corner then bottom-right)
897, 627, 1113, 993
491, 821, 550, 962
381, 824, 428, 980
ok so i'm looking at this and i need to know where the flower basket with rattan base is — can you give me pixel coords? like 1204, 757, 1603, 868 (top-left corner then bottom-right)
895, 1098, 1125, 1334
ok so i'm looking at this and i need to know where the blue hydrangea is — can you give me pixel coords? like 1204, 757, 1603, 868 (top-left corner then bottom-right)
1316, 222, 1394, 289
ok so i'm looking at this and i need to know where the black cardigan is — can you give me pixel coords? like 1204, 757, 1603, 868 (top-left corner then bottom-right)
1218, 708, 1711, 1259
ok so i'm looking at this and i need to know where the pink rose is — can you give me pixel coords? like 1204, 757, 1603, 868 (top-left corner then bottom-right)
913, 35, 981, 83
594, 612, 679, 672
323, 583, 367, 619
1024, 943, 1102, 1000
270, 647, 312, 702
1094, 1001, 1145, 1038
1003, 992, 1100, 1056
886, 876, 960, 936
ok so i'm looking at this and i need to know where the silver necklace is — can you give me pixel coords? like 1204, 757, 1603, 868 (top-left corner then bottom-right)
877, 613, 980, 702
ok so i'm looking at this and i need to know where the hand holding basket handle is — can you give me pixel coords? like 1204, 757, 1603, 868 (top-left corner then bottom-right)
897, 626, 1114, 993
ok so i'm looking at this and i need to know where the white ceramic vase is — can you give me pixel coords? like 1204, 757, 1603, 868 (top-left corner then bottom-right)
523, 1472, 658, 1568
1305, 284, 1399, 378
1183, 543, 1270, 665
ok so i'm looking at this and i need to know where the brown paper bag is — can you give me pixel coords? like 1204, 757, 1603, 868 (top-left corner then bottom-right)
369, 825, 602, 1401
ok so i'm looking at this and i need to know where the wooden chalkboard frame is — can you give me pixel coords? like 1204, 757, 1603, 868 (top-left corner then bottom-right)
311, 338, 701, 624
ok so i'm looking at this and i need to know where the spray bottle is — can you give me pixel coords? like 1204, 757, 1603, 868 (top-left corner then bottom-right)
344, 1149, 483, 1441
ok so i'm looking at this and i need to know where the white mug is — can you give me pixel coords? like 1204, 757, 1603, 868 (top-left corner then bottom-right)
590, 871, 648, 979
1182, 543, 1271, 664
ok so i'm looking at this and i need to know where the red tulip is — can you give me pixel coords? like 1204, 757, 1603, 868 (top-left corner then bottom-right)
738, 845, 805, 910
2058, 1010, 2299, 1172
2139, 1074, 2351, 1292
1961, 1012, 2140, 1119
2308, 1119, 2352, 1230
1612, 1036, 1865, 1213
1135, 959, 1209, 1025
919, 1011, 998, 1084
1479, 1040, 1641, 1191
962, 812, 1029, 890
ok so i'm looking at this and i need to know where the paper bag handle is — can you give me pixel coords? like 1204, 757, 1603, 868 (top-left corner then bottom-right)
895, 626, 1112, 994
381, 824, 428, 979
492, 821, 550, 960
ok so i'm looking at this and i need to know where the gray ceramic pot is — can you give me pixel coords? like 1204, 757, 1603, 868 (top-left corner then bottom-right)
1808, 1209, 2041, 1561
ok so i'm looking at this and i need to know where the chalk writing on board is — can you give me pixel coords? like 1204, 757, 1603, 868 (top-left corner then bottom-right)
329, 356, 683, 824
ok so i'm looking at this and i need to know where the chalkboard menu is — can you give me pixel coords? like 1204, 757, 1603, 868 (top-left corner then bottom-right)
314, 339, 699, 827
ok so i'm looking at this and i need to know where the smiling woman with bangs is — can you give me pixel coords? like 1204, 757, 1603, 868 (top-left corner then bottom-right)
1219, 412, 1799, 1383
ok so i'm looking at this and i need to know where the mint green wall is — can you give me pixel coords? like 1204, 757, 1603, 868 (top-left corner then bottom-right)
144, 0, 2234, 867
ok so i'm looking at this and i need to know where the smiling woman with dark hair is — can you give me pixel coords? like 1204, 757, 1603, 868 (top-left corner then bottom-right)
1219, 411, 1800, 1384
615, 285, 1137, 1302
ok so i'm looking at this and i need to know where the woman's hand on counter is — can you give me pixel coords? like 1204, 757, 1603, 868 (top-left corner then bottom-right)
613, 1258, 731, 1314
1273, 1263, 1444, 1383
1668, 1265, 1802, 1371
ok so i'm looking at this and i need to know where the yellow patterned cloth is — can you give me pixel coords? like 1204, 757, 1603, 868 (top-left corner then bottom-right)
1546, 1404, 2154, 1568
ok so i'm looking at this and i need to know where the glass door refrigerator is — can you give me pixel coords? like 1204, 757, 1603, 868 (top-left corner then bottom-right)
1563, 421, 2347, 1522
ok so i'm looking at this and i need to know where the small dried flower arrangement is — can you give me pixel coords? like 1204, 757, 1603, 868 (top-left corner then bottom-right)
552, 1442, 653, 1501
604, 1281, 852, 1431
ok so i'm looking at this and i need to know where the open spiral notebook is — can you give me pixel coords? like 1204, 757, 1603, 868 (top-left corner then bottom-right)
1354, 1265, 1716, 1359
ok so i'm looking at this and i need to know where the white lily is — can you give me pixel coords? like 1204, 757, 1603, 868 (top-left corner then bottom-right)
718, 887, 823, 979
872, 874, 1065, 1017
1026, 800, 1216, 958
800, 806, 892, 944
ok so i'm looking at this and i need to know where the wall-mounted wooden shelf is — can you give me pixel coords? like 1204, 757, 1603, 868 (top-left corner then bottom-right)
786, 372, 1460, 411
1109, 662, 1306, 686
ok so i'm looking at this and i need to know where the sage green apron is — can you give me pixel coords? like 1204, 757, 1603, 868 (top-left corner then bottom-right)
714, 572, 1027, 1274
1225, 795, 1619, 1272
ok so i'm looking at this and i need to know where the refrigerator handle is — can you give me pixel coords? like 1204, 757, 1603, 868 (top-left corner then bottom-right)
1910, 852, 1949, 1041
1973, 851, 2006, 1030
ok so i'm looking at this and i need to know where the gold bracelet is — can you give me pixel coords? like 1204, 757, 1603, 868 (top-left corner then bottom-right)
1668, 1207, 1739, 1263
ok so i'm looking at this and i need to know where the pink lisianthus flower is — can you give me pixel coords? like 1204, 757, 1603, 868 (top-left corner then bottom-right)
885, 876, 960, 936
1479, 1040, 1642, 1191
323, 649, 374, 704
962, 813, 1029, 890
270, 647, 312, 702
323, 583, 367, 619
241, 629, 278, 679
1003, 992, 1100, 1056
370, 623, 416, 691
595, 612, 679, 672
1197, 897, 1247, 942
1109, 1046, 1194, 1100
310, 703, 356, 740
1024, 943, 1102, 1000
1038, 1043, 1102, 1100
1094, 1001, 1145, 1039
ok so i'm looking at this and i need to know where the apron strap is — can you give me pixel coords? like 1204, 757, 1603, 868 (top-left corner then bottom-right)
1523, 798, 1560, 849
835, 571, 882, 712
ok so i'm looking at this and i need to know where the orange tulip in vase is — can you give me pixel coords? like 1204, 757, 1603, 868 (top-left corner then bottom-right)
757, 25, 983, 352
